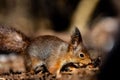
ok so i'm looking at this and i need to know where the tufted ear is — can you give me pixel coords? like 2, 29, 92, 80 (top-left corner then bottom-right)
70, 27, 82, 50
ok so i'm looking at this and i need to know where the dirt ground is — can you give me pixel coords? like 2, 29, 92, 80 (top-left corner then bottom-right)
0, 68, 99, 80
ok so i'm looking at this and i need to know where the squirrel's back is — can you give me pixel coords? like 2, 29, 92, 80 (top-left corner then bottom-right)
28, 35, 68, 60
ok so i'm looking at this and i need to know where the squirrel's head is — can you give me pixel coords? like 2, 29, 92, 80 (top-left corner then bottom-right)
67, 27, 92, 67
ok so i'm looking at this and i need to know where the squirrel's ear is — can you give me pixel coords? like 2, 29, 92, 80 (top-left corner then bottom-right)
70, 27, 82, 49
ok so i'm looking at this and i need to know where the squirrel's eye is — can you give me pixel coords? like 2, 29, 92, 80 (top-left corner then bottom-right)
79, 53, 85, 58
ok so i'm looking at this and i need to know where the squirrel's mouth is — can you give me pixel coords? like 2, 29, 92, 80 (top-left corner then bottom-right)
79, 63, 93, 68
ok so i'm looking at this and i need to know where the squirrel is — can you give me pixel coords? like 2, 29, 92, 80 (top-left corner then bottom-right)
27, 27, 92, 77
0, 25, 92, 77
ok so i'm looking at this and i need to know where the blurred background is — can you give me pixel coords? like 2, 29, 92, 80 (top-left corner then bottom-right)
0, 0, 120, 79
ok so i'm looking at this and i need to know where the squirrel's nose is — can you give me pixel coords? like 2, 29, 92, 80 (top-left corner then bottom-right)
87, 58, 92, 64
80, 58, 92, 65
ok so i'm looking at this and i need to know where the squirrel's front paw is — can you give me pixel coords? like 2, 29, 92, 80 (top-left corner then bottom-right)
34, 65, 49, 74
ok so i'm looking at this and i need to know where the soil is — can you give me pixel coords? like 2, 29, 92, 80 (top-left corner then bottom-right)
0, 69, 99, 80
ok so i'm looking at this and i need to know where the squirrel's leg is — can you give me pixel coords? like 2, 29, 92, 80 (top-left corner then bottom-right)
48, 60, 62, 78
30, 56, 47, 74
